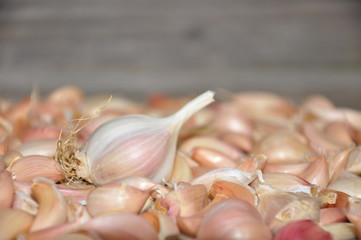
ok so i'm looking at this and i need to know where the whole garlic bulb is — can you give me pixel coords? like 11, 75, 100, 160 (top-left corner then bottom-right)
75, 91, 215, 185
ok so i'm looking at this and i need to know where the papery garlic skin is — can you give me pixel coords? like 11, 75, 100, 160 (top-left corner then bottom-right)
76, 91, 215, 185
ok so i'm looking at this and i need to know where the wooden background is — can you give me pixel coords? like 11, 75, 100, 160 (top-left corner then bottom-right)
0, 0, 361, 108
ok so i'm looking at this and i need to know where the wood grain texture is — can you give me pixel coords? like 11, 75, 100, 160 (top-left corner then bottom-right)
0, 0, 360, 108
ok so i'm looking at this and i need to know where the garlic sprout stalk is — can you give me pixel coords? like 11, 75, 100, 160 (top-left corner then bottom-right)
58, 91, 215, 185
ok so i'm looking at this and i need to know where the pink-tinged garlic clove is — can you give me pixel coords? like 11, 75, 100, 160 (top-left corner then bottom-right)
209, 180, 257, 207
212, 104, 255, 136
237, 154, 267, 172
320, 208, 347, 225
191, 147, 238, 169
191, 167, 260, 192
46, 85, 84, 109
168, 151, 193, 184
0, 170, 14, 208
251, 172, 318, 197
179, 136, 243, 160
160, 184, 208, 221
7, 155, 65, 182
273, 220, 333, 240
346, 146, 361, 175
86, 182, 149, 217
176, 214, 203, 237
54, 233, 94, 240
328, 146, 354, 182
113, 175, 169, 198
298, 154, 329, 190
79, 213, 158, 240
220, 132, 253, 153
56, 183, 94, 203
20, 126, 61, 143
0, 208, 35, 239
263, 162, 310, 175
15, 138, 58, 158
196, 198, 272, 240
324, 122, 354, 147
30, 177, 67, 232
319, 189, 350, 208
252, 130, 313, 164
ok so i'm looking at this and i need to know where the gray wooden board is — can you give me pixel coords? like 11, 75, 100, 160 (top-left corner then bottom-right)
0, 0, 360, 108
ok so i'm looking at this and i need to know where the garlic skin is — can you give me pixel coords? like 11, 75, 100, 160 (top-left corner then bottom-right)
274, 220, 333, 240
75, 91, 215, 185
196, 198, 272, 240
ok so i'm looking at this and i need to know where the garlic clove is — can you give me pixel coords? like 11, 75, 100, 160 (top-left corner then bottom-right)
302, 122, 347, 155
322, 222, 357, 240
73, 91, 214, 185
191, 147, 238, 169
220, 132, 253, 153
237, 154, 267, 172
7, 155, 65, 182
160, 184, 208, 220
0, 170, 14, 208
319, 189, 350, 208
263, 162, 310, 175
274, 220, 333, 240
0, 208, 34, 239
65, 197, 91, 224
327, 175, 361, 198
3, 150, 23, 167
329, 146, 354, 182
15, 138, 58, 157
54, 233, 95, 240
30, 177, 67, 232
79, 213, 158, 240
320, 208, 347, 225
197, 198, 272, 240
86, 182, 149, 217
255, 183, 302, 225
20, 126, 61, 143
0, 154, 5, 171
252, 130, 313, 164
46, 85, 84, 110
179, 135, 243, 160
346, 146, 361, 175
12, 190, 38, 215
140, 211, 160, 232
270, 198, 320, 233
324, 121, 354, 147
168, 151, 193, 184
20, 221, 80, 240
191, 167, 260, 191
113, 175, 169, 198
298, 154, 329, 190
153, 211, 180, 240
176, 214, 203, 237
209, 180, 257, 206
56, 183, 94, 203
251, 172, 318, 197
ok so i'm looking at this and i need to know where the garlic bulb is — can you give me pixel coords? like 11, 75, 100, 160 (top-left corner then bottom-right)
70, 91, 214, 185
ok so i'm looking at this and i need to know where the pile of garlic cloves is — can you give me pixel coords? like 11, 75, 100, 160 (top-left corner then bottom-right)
1, 86, 361, 239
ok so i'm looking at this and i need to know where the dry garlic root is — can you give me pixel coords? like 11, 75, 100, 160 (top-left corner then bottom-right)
0, 86, 361, 239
